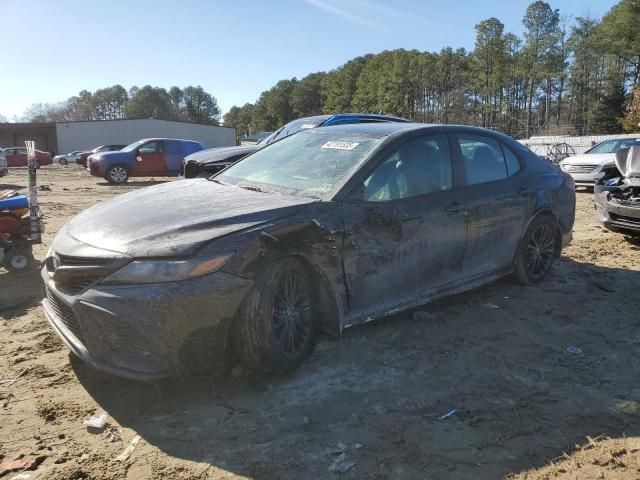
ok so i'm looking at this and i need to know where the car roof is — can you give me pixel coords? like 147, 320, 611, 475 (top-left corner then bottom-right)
299, 122, 511, 137
292, 113, 410, 124
140, 138, 202, 143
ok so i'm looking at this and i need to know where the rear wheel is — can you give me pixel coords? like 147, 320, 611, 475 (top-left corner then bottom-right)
513, 216, 558, 284
60, 158, 67, 166
233, 257, 316, 373
105, 165, 129, 184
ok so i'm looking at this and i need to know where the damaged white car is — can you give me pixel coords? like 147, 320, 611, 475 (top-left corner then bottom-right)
595, 146, 640, 235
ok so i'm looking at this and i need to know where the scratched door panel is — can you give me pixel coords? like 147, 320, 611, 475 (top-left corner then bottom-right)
340, 133, 467, 312
453, 133, 529, 274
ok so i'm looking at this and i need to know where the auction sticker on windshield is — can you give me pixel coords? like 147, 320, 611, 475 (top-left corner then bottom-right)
322, 141, 360, 150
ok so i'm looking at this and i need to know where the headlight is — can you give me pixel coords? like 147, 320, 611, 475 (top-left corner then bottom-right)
103, 253, 233, 284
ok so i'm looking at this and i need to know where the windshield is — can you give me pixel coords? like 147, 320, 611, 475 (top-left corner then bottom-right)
121, 140, 146, 152
217, 129, 385, 198
587, 139, 640, 154
262, 117, 327, 146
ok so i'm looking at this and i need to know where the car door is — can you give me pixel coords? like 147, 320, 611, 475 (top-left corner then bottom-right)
11, 148, 28, 167
132, 140, 165, 176
5, 149, 16, 167
340, 133, 467, 312
452, 132, 529, 276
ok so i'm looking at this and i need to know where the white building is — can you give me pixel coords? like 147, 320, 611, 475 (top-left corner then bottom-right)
0, 119, 237, 154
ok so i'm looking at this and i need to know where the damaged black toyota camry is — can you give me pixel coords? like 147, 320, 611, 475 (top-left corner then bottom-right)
42, 123, 575, 380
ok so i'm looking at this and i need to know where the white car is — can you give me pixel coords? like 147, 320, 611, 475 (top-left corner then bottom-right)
0, 148, 7, 177
53, 151, 81, 165
560, 138, 640, 186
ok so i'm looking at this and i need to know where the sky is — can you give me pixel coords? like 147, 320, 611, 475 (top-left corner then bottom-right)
0, 0, 620, 120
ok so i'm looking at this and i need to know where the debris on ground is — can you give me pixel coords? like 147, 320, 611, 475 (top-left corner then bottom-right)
328, 452, 355, 473
480, 302, 500, 309
617, 400, 640, 415
438, 407, 462, 421
1, 392, 16, 408
83, 410, 108, 430
1, 367, 30, 387
115, 435, 141, 462
37, 185, 51, 191
565, 346, 583, 354
104, 426, 121, 443
0, 455, 46, 476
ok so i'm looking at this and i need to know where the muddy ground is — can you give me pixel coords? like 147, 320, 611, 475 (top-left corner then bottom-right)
1, 165, 639, 480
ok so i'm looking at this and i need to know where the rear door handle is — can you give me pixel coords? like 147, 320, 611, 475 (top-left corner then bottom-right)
444, 202, 464, 214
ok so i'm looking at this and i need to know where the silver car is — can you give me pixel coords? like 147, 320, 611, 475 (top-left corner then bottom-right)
0, 148, 7, 177
560, 138, 640, 186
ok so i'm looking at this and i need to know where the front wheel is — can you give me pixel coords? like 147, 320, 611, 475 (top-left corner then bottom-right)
512, 216, 558, 285
233, 257, 316, 373
60, 158, 67, 166
105, 165, 129, 184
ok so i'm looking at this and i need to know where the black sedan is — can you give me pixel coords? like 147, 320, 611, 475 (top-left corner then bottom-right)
42, 123, 575, 380
76, 144, 126, 167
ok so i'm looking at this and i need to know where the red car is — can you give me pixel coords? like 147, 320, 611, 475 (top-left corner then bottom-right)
3, 147, 52, 167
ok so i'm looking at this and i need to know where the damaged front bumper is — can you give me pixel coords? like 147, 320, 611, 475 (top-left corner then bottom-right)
41, 267, 253, 380
595, 187, 640, 234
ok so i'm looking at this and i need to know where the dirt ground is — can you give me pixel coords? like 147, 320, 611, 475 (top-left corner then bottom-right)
1, 165, 640, 480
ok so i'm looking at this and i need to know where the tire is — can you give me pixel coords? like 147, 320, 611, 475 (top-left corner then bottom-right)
512, 215, 558, 285
105, 165, 129, 184
233, 257, 316, 373
60, 159, 67, 166
2, 247, 34, 273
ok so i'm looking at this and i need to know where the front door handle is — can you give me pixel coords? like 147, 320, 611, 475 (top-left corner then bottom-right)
444, 202, 464, 214
518, 187, 531, 197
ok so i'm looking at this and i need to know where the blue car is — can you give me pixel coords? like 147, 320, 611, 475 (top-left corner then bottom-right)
183, 113, 409, 178
88, 138, 204, 184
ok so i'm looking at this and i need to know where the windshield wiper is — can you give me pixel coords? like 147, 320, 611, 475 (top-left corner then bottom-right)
209, 177, 226, 185
239, 185, 266, 193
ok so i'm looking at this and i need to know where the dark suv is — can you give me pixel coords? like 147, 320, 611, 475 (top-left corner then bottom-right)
76, 145, 126, 167
182, 113, 409, 178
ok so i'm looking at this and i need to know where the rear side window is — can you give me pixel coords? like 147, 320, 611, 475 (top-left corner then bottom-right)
455, 134, 507, 185
503, 145, 521, 176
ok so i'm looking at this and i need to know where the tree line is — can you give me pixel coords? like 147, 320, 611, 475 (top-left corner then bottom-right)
224, 0, 640, 139
23, 85, 221, 125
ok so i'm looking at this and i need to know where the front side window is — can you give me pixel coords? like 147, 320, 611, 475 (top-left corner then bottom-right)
139, 141, 163, 154
456, 134, 508, 185
362, 134, 453, 202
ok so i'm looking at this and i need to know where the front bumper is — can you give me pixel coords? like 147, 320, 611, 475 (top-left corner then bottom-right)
41, 267, 253, 380
594, 188, 640, 233
564, 171, 597, 186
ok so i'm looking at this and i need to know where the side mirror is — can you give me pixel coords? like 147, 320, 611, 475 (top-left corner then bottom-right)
136, 152, 143, 162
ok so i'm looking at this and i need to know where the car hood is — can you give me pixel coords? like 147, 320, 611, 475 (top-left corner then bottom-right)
63, 179, 315, 257
615, 146, 640, 178
90, 151, 130, 162
561, 153, 614, 166
185, 145, 260, 165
